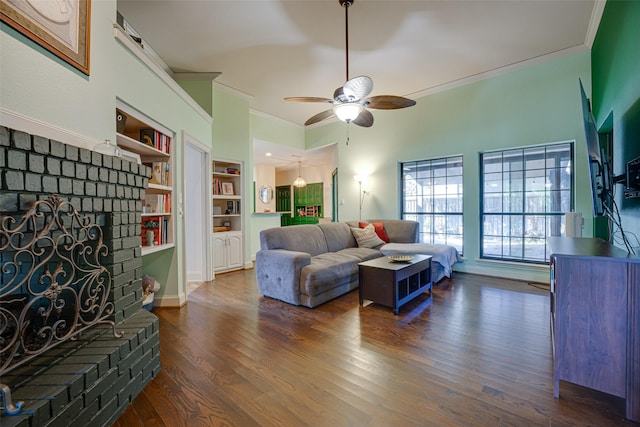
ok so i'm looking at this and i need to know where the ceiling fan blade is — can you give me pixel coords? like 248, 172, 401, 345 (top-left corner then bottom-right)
352, 108, 374, 127
342, 76, 373, 101
285, 97, 333, 103
365, 95, 416, 110
305, 109, 335, 126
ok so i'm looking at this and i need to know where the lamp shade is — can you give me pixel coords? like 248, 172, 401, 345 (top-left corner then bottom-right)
334, 103, 363, 122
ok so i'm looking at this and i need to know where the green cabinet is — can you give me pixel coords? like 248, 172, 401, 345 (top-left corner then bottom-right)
294, 182, 323, 218
294, 182, 323, 205
276, 185, 291, 213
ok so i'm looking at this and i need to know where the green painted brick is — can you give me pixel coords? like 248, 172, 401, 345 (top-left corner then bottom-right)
83, 366, 118, 405
46, 396, 84, 427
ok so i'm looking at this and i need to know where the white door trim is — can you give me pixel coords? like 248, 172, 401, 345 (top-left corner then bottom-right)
182, 131, 214, 283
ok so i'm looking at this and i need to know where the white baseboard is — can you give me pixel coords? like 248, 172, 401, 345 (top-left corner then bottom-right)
154, 293, 186, 307
187, 271, 202, 282
454, 263, 550, 284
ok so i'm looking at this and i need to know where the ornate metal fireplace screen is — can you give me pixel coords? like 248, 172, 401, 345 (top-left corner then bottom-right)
0, 195, 121, 415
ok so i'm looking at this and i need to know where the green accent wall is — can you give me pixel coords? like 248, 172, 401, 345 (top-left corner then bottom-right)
178, 80, 214, 116
591, 0, 640, 245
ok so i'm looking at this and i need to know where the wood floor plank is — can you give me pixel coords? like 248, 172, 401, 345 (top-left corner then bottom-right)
115, 270, 632, 426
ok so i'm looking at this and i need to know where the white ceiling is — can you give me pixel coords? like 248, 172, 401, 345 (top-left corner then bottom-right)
117, 0, 602, 167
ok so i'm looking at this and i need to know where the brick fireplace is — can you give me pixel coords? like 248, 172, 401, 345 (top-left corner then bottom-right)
0, 126, 160, 426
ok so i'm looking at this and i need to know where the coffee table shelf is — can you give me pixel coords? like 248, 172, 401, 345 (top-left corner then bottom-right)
359, 254, 432, 314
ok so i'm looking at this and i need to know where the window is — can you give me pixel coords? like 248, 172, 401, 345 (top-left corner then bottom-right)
401, 156, 463, 254
481, 143, 573, 263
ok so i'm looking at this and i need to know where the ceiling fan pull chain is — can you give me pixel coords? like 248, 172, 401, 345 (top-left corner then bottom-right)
346, 123, 350, 146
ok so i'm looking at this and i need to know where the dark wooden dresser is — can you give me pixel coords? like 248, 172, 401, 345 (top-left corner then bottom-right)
548, 237, 639, 422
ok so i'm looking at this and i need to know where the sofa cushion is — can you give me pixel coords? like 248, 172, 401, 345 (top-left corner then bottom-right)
300, 253, 360, 296
260, 224, 328, 256
346, 219, 418, 243
317, 222, 356, 252
351, 224, 385, 248
336, 247, 381, 261
359, 221, 390, 243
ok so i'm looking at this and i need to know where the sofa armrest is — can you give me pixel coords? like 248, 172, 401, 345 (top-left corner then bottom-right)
255, 249, 311, 305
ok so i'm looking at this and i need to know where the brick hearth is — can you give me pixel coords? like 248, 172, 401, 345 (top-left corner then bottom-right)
0, 126, 160, 426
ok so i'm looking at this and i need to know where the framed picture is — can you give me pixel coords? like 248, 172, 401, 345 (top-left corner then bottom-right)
1, 0, 91, 75
221, 182, 234, 195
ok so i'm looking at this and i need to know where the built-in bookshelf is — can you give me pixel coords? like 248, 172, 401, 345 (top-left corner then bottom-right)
116, 100, 175, 255
212, 159, 243, 272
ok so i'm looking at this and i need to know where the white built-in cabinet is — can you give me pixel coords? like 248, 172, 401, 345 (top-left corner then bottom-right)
213, 232, 243, 272
212, 159, 243, 272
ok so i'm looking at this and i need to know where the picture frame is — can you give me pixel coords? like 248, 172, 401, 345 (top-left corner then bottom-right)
1, 0, 91, 75
221, 182, 234, 195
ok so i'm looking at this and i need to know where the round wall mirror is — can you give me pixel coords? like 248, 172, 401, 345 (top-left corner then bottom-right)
259, 185, 273, 204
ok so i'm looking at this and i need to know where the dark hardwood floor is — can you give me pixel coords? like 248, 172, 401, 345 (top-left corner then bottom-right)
114, 270, 631, 426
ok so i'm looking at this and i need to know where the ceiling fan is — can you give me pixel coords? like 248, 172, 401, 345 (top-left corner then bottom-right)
285, 0, 416, 128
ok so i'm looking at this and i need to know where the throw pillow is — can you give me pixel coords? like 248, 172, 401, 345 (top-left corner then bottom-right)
351, 223, 385, 248
359, 221, 390, 243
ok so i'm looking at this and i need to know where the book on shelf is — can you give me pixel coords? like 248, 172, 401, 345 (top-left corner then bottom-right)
139, 128, 171, 154
222, 200, 241, 215
145, 161, 170, 186
144, 193, 171, 214
141, 216, 170, 246
213, 178, 235, 196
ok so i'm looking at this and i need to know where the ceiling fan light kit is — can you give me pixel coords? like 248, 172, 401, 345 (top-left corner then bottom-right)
285, 0, 415, 128
334, 103, 363, 122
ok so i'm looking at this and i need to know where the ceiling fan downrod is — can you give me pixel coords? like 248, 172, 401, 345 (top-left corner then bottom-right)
339, 0, 354, 82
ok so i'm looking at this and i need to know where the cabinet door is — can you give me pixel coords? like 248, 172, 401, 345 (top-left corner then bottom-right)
555, 257, 627, 398
227, 233, 243, 269
213, 235, 227, 271
294, 186, 305, 204
276, 185, 291, 212
310, 182, 323, 205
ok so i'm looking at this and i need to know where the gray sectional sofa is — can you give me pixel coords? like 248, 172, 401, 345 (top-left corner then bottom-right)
255, 219, 419, 308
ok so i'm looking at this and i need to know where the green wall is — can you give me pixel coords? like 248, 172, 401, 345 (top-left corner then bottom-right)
307, 51, 592, 283
592, 0, 640, 246
1, 0, 212, 304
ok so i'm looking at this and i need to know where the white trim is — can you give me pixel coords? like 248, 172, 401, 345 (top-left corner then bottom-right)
214, 82, 254, 100
244, 261, 254, 270
113, 24, 213, 125
183, 131, 214, 283
409, 45, 589, 100
250, 108, 303, 129
585, 0, 607, 49
187, 273, 202, 282
454, 263, 550, 284
154, 294, 187, 307
174, 72, 221, 81
475, 258, 550, 271
1, 108, 96, 149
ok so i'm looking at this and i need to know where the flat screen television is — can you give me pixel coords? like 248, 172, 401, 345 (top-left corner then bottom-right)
580, 79, 612, 217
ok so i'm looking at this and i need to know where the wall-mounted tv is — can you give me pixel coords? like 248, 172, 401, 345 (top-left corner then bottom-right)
580, 79, 613, 217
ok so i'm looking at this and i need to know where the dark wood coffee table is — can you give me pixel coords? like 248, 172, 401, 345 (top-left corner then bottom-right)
358, 254, 432, 314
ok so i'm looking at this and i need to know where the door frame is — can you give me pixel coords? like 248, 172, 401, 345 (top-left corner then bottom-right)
182, 131, 213, 284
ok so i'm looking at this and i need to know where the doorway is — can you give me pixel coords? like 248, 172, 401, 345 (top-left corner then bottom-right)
183, 133, 213, 294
